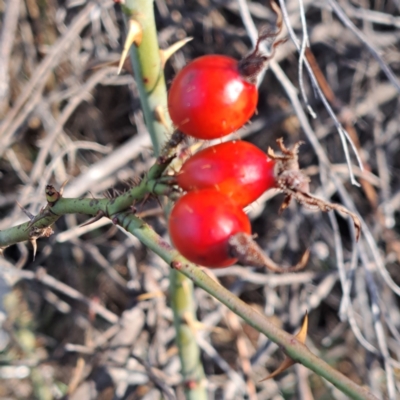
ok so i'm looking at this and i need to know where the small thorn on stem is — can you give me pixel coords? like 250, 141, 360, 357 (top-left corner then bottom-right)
27, 208, 50, 229
154, 105, 170, 129
17, 201, 35, 220
160, 37, 193, 68
118, 18, 143, 75
30, 239, 37, 261
28, 226, 54, 261
59, 179, 69, 196
80, 211, 106, 227
260, 311, 309, 381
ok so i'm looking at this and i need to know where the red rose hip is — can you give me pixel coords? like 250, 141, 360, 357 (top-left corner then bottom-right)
169, 189, 251, 267
168, 55, 258, 139
177, 140, 276, 207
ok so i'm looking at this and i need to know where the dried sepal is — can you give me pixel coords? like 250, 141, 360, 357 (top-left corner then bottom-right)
260, 311, 309, 381
269, 0, 283, 33
238, 0, 285, 83
269, 138, 361, 241
228, 232, 309, 273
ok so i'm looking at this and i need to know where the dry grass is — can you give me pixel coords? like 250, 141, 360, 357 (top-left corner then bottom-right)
0, 0, 400, 399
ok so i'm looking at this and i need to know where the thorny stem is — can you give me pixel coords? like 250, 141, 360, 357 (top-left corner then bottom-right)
0, 191, 379, 399
0, 177, 171, 248
123, 0, 171, 156
122, 1, 207, 398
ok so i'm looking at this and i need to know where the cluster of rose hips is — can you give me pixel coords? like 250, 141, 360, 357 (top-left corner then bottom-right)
166, 33, 304, 269
166, 29, 360, 269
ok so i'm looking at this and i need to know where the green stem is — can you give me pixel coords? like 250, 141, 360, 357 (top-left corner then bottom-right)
0, 178, 167, 248
123, 0, 171, 155
122, 1, 207, 397
170, 270, 207, 395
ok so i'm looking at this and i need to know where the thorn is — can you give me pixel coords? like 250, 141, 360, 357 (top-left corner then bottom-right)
118, 18, 143, 74
28, 226, 54, 261
182, 311, 225, 335
260, 357, 295, 382
182, 311, 203, 333
27, 208, 48, 229
17, 202, 34, 220
136, 290, 164, 301
154, 105, 170, 129
160, 37, 193, 68
140, 193, 152, 209
59, 179, 69, 197
30, 239, 37, 261
296, 310, 309, 344
260, 311, 309, 381
112, 188, 122, 197
80, 210, 105, 227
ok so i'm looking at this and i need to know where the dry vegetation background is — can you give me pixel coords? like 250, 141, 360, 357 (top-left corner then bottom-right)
0, 0, 400, 399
